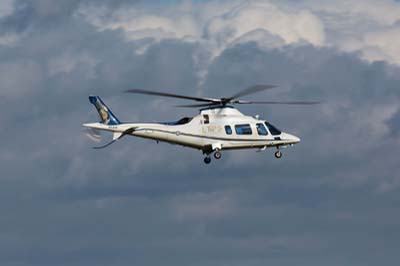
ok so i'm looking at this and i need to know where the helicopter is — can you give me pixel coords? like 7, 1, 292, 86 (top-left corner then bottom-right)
83, 85, 318, 164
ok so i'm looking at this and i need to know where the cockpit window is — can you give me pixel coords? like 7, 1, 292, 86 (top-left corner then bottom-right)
256, 123, 268, 135
235, 124, 252, 135
265, 121, 281, 135
225, 125, 232, 135
203, 114, 209, 124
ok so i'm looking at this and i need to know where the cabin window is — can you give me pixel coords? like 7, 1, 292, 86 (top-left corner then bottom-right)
256, 123, 268, 135
235, 124, 252, 135
265, 121, 281, 135
203, 114, 209, 124
225, 125, 232, 135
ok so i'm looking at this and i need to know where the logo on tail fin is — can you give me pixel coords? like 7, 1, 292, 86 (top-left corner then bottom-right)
93, 99, 110, 123
89, 95, 121, 125
99, 108, 109, 123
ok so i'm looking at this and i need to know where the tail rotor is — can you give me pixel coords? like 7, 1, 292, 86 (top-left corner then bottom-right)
84, 128, 102, 142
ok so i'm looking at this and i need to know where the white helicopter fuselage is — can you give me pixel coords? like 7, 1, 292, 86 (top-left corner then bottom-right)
84, 105, 300, 155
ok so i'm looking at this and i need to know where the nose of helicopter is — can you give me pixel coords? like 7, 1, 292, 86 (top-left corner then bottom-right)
286, 133, 300, 144
292, 135, 300, 143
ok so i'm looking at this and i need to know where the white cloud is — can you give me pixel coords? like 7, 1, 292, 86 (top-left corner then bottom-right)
302, 0, 400, 64
0, 0, 14, 18
305, 0, 400, 25
77, 0, 400, 66
205, 2, 325, 47
77, 5, 200, 42
47, 51, 98, 78
77, 1, 325, 56
0, 33, 20, 46
0, 0, 18, 46
76, 0, 326, 86
354, 105, 399, 137
345, 27, 400, 64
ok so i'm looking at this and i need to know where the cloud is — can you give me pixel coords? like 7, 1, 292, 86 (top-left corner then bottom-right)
0, 59, 43, 98
350, 26, 400, 64
47, 50, 98, 78
205, 2, 325, 46
78, 0, 400, 67
169, 191, 237, 222
78, 0, 325, 58
0, 0, 15, 18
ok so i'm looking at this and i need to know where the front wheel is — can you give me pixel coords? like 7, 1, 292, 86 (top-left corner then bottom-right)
274, 150, 282, 159
214, 151, 222, 160
204, 157, 211, 164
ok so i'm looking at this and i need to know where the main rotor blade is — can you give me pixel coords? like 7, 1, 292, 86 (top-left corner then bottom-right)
175, 103, 219, 108
237, 100, 321, 105
125, 88, 219, 103
228, 84, 277, 100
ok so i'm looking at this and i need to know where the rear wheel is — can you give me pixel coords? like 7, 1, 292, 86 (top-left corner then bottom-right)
204, 157, 211, 164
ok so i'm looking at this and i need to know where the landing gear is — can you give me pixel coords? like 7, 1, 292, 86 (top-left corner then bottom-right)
214, 150, 222, 160
203, 148, 222, 164
274, 150, 282, 159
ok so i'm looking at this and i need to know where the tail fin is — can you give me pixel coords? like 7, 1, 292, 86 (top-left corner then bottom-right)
89, 96, 121, 125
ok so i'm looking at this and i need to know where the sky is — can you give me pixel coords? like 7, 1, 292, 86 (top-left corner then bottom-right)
1, 0, 400, 265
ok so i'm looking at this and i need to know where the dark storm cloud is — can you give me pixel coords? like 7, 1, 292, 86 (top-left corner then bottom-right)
1, 1, 400, 266
0, 0, 141, 33
0, 0, 80, 33
388, 110, 400, 136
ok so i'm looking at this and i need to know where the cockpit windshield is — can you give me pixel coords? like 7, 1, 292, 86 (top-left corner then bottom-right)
163, 117, 193, 125
176, 117, 193, 124
265, 121, 281, 135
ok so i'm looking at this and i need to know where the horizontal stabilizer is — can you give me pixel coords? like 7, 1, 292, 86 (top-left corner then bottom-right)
113, 132, 123, 140
93, 127, 137, 149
